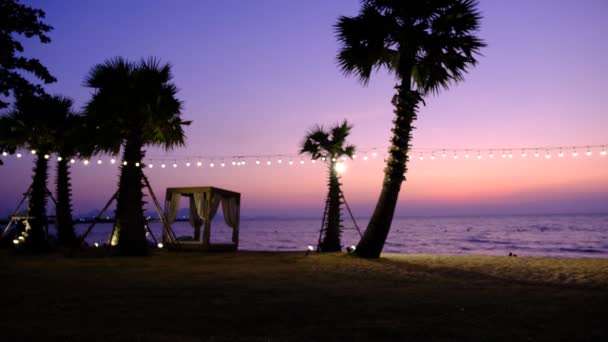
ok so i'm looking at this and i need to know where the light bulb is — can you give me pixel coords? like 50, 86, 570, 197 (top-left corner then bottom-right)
44, 154, 49, 159
477, 154, 482, 159
157, 243, 164, 249
83, 160, 89, 165
149, 164, 154, 168
335, 162, 346, 174
173, 163, 178, 168
16, 153, 22, 158
534, 151, 540, 158
311, 159, 316, 164
332, 157, 336, 162
572, 151, 578, 157
57, 156, 62, 161
601, 148, 607, 156
1, 152, 7, 156
97, 160, 102, 164
31, 150, 36, 154
70, 159, 75, 163
453, 154, 458, 159
586, 150, 592, 157
300, 160, 304, 165
441, 152, 446, 158
123, 161, 128, 166
110, 158, 116, 164
210, 163, 215, 167
256, 160, 260, 165
371, 152, 377, 157
266, 160, 271, 165
558, 151, 564, 158
419, 154, 424, 161
197, 161, 202, 167
220, 163, 225, 167
545, 152, 551, 159
278, 159, 282, 164
430, 154, 436, 160
352, 154, 357, 159
231, 161, 236, 166
363, 155, 368, 161
186, 162, 191, 167
161, 164, 166, 168
241, 161, 246, 165
289, 160, 294, 165
135, 162, 140, 167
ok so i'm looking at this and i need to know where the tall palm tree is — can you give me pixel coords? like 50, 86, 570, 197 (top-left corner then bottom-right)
53, 111, 84, 247
300, 120, 355, 252
336, 0, 485, 257
0, 93, 75, 252
84, 57, 189, 255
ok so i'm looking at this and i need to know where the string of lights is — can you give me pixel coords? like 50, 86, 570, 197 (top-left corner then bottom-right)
1, 144, 606, 169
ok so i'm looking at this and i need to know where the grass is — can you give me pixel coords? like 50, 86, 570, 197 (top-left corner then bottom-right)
0, 251, 607, 341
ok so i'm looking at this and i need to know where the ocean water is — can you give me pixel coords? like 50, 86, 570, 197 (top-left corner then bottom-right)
73, 213, 608, 258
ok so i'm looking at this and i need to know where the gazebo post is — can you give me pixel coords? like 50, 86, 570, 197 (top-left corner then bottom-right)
202, 191, 211, 248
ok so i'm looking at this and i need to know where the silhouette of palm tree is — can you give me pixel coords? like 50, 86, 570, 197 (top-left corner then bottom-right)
0, 94, 75, 252
300, 120, 355, 252
84, 57, 190, 255
336, 0, 485, 257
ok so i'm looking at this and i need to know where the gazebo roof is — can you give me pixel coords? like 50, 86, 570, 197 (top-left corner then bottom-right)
165, 186, 240, 198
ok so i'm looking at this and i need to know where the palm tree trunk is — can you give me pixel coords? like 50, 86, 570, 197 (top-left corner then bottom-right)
114, 135, 147, 255
25, 153, 49, 252
55, 158, 75, 246
321, 161, 342, 252
355, 81, 420, 258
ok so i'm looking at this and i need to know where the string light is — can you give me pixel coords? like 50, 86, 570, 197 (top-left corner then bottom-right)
135, 162, 140, 167
278, 159, 283, 164
489, 150, 494, 159
311, 159, 316, 164
1, 152, 7, 156
534, 150, 540, 158
161, 163, 166, 168
501, 151, 506, 159
601, 146, 607, 156
352, 154, 357, 159
430, 153, 435, 160
44, 154, 49, 159
371, 151, 377, 158
186, 162, 191, 167
266, 160, 271, 166
465, 151, 470, 159
441, 150, 446, 158
572, 149, 578, 157
57, 156, 62, 161
220, 162, 225, 167
110, 158, 116, 164
453, 152, 458, 159
545, 151, 551, 159
231, 161, 236, 166
586, 147, 592, 157
83, 160, 89, 165
173, 163, 178, 168
97, 160, 102, 165
300, 159, 304, 165
210, 162, 215, 167
363, 154, 368, 161
419, 153, 424, 161
31, 150, 36, 155
148, 164, 154, 168
123, 161, 128, 166
197, 161, 202, 167
256, 160, 260, 165
521, 150, 527, 158
70, 159, 75, 164
16, 153, 22, 158
558, 149, 564, 158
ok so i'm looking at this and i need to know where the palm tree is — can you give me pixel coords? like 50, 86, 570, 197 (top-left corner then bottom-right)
84, 57, 189, 255
300, 120, 355, 252
336, 0, 485, 257
53, 111, 84, 247
0, 93, 75, 252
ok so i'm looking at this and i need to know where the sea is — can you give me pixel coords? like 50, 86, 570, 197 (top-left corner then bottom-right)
72, 213, 608, 258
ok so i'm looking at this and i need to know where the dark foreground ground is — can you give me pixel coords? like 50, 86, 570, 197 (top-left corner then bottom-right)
0, 251, 607, 341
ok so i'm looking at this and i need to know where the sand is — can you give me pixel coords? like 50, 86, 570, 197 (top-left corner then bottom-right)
0, 251, 606, 341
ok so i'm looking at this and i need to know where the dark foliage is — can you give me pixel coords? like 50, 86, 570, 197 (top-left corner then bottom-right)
0, 0, 56, 109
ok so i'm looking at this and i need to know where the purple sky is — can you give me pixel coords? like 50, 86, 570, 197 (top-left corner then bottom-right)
1, 0, 607, 218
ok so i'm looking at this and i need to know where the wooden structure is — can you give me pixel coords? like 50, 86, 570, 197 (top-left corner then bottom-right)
163, 186, 241, 251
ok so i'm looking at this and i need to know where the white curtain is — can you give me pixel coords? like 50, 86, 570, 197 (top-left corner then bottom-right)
221, 196, 240, 229
188, 194, 204, 231
206, 193, 222, 221
166, 192, 181, 224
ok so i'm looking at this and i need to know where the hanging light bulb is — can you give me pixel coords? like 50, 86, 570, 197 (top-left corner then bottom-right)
352, 154, 357, 159
97, 160, 102, 165
300, 159, 305, 165
173, 163, 178, 168
231, 161, 236, 166
501, 151, 506, 158
256, 160, 260, 165
186, 162, 191, 167
31, 149, 36, 155
441, 150, 446, 158
241, 160, 246, 166
135, 162, 140, 167
123, 161, 128, 166
558, 149, 564, 158
586, 147, 592, 157
453, 152, 458, 159
289, 159, 294, 165
57, 156, 62, 161
321, 156, 326, 161
477, 152, 482, 159
334, 162, 346, 174
371, 151, 377, 158
110, 158, 116, 164
545, 151, 551, 159
521, 150, 527, 158
419, 153, 424, 161
332, 157, 336, 162
83, 160, 89, 165
601, 146, 607, 156
148, 164, 154, 168
430, 153, 436, 160
489, 151, 494, 158
465, 151, 470, 159
210, 162, 215, 167
197, 161, 202, 167
534, 150, 540, 158
362, 154, 368, 161
508, 151, 513, 159
44, 154, 49, 159
70, 159, 75, 164
278, 159, 283, 164
572, 149, 578, 157
266, 160, 271, 166
220, 162, 225, 167
1, 152, 7, 157
311, 159, 316, 164
161, 163, 166, 168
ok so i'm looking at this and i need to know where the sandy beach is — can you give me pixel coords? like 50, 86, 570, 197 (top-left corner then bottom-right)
0, 251, 606, 341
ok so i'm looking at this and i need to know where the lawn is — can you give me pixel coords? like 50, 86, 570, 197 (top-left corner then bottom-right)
0, 251, 606, 341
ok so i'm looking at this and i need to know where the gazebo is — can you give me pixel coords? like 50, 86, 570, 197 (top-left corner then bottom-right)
162, 187, 241, 251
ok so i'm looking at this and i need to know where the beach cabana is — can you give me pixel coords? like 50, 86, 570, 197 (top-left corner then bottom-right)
163, 187, 240, 251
